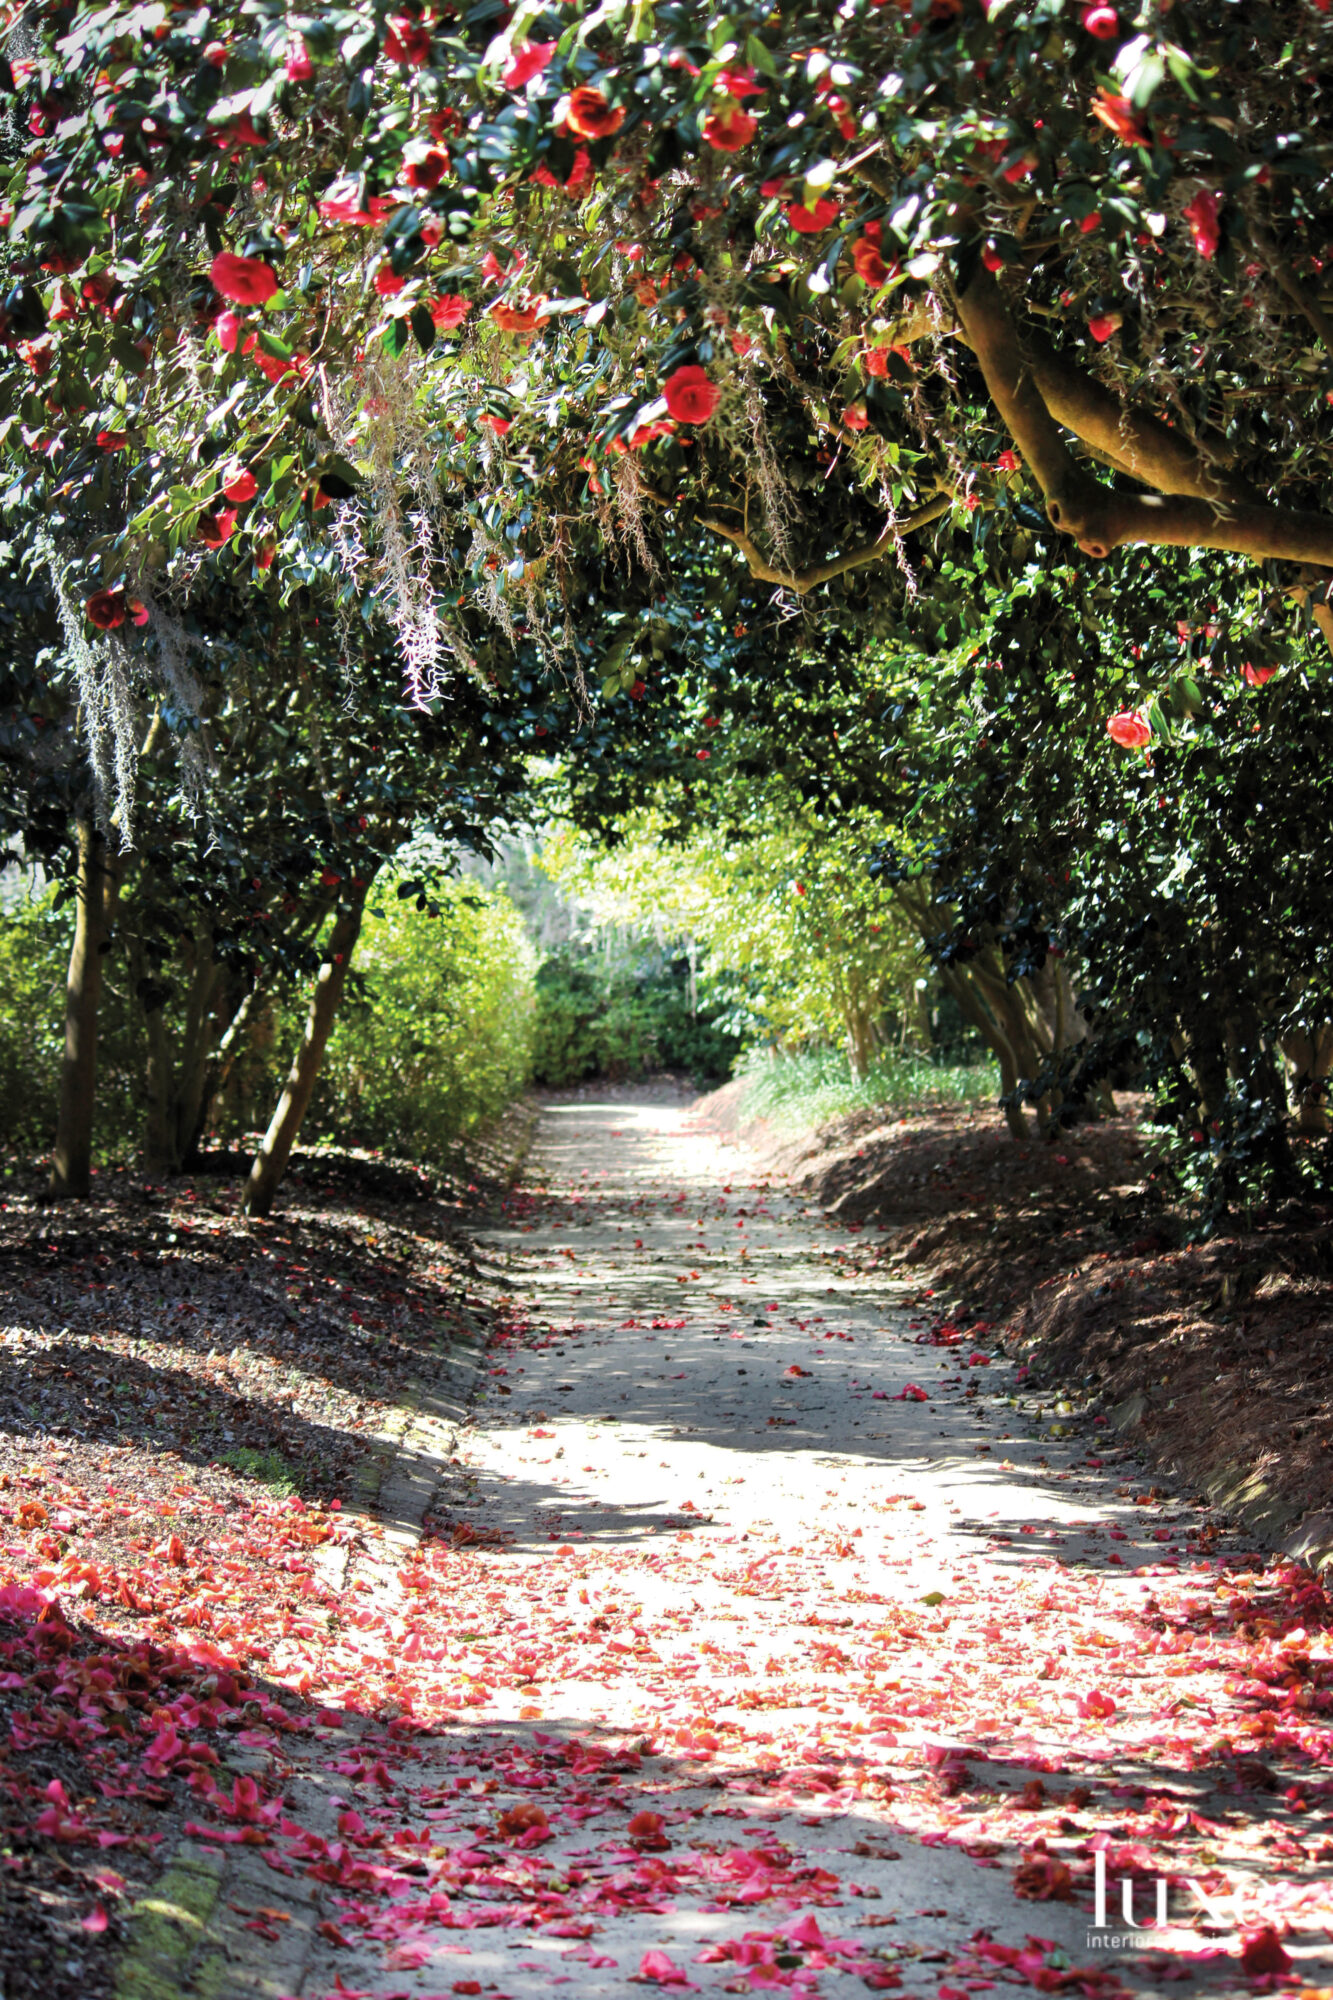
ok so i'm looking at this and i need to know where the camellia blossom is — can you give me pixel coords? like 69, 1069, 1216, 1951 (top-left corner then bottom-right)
565, 87, 625, 140
702, 103, 757, 151
1183, 188, 1220, 259
490, 298, 547, 333
221, 461, 258, 504
1088, 311, 1122, 343
786, 197, 839, 234
503, 40, 556, 89
197, 507, 238, 548
285, 36, 313, 80
85, 589, 126, 630
1106, 708, 1151, 748
1092, 88, 1148, 145
373, 265, 406, 297
431, 294, 471, 329
843, 401, 869, 431
210, 252, 278, 305
852, 237, 889, 285
1081, 2, 1119, 35
403, 147, 448, 189
383, 14, 431, 65
662, 365, 720, 425
1242, 662, 1277, 686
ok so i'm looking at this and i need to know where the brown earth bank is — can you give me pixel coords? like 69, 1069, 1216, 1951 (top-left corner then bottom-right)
0, 1110, 533, 2000
692, 1078, 1333, 1572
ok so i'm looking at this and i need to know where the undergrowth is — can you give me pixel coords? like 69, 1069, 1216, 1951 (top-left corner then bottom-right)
737, 1045, 999, 1131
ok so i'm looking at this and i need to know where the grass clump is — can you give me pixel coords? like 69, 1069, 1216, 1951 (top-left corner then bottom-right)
737, 1045, 998, 1132
220, 1447, 299, 1496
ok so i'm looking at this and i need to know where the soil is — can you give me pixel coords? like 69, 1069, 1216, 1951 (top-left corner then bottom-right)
692, 1080, 1333, 1565
0, 1127, 524, 2000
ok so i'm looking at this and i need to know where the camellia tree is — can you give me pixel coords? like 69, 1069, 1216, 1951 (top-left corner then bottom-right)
8, 0, 1333, 693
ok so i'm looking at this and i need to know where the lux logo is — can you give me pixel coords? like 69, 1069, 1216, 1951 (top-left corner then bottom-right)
1090, 1851, 1263, 1944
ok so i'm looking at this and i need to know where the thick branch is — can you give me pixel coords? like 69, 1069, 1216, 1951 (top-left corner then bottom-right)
1019, 324, 1257, 506
700, 495, 952, 594
959, 265, 1333, 566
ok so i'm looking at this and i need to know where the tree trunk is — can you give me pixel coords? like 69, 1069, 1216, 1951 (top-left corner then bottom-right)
173, 951, 227, 1165
143, 995, 174, 1176
242, 889, 367, 1218
940, 964, 1031, 1139
1281, 1025, 1333, 1133
185, 980, 266, 1163
49, 815, 118, 1198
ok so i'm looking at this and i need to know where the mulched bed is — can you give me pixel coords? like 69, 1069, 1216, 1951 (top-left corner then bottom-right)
694, 1087, 1333, 1558
0, 1138, 515, 2000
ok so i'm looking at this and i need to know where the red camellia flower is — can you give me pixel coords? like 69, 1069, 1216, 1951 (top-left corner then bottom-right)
373, 265, 406, 296
1106, 708, 1151, 749
477, 413, 511, 434
982, 243, 1005, 272
862, 346, 889, 378
565, 87, 625, 140
431, 294, 471, 329
197, 508, 238, 548
1183, 188, 1220, 259
383, 14, 432, 65
662, 365, 720, 425
996, 449, 1021, 471
786, 197, 839, 234
1239, 1930, 1292, 1977
852, 237, 889, 285
86, 590, 125, 630
490, 299, 546, 333
285, 36, 313, 80
1242, 662, 1277, 686
403, 147, 448, 189
1081, 2, 1119, 34
254, 535, 276, 571
702, 103, 757, 151
843, 401, 869, 431
96, 430, 127, 450
1088, 311, 1122, 343
210, 252, 278, 305
221, 460, 258, 504
1092, 89, 1148, 145
503, 40, 556, 89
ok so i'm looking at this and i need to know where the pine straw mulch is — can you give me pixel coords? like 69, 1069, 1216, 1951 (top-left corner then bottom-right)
692, 1082, 1333, 1561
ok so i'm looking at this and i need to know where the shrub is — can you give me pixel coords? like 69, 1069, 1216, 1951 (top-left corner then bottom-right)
300, 876, 535, 1159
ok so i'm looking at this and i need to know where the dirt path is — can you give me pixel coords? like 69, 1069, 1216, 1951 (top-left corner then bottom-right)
288, 1092, 1332, 2000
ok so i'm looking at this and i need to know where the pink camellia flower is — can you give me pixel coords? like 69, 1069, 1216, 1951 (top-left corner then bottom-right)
1106, 708, 1151, 748
214, 310, 244, 352
221, 460, 258, 504
210, 252, 278, 305
1183, 188, 1220, 259
1088, 311, 1122, 343
662, 364, 720, 425
786, 197, 839, 234
702, 103, 757, 151
285, 36, 313, 81
1081, 3, 1119, 35
503, 40, 556, 89
431, 294, 471, 329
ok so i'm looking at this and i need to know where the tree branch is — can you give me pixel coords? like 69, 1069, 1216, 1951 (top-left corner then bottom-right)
700, 495, 953, 594
958, 265, 1333, 567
